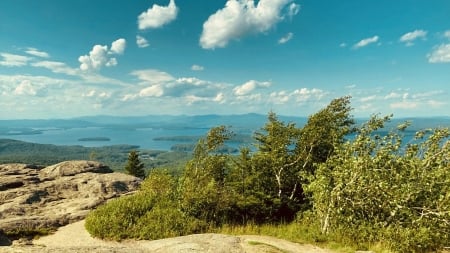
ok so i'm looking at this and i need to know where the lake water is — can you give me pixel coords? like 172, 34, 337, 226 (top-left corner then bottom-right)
0, 127, 211, 150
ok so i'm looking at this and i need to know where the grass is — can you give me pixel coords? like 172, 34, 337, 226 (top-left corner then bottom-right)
217, 221, 395, 253
5, 227, 56, 240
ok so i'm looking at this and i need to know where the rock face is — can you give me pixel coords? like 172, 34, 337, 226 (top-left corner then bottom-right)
0, 161, 141, 239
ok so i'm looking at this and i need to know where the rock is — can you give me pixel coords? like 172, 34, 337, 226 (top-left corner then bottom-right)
0, 161, 141, 238
39, 160, 112, 179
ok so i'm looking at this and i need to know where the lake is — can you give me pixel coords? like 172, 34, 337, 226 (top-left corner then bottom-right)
0, 127, 212, 150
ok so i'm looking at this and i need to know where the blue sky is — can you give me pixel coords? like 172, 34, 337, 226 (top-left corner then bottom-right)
0, 0, 449, 119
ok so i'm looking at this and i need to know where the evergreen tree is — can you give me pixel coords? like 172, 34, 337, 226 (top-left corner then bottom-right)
125, 150, 145, 179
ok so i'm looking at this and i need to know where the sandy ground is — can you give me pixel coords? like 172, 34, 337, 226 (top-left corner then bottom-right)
0, 220, 334, 253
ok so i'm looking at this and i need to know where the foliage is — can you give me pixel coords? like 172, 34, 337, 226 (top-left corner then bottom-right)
307, 114, 450, 252
124, 150, 145, 179
85, 170, 206, 240
84, 96, 449, 252
180, 125, 235, 225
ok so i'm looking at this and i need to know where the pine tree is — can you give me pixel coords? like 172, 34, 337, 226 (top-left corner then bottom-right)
125, 150, 145, 179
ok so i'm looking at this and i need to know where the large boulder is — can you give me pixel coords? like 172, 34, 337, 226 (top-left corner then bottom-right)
0, 161, 141, 236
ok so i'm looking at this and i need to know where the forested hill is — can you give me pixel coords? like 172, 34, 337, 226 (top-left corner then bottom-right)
1, 114, 449, 132
0, 139, 138, 167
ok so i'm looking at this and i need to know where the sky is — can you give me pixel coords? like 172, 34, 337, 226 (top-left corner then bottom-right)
0, 0, 449, 119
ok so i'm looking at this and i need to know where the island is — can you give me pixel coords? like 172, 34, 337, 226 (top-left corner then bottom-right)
78, 137, 111, 142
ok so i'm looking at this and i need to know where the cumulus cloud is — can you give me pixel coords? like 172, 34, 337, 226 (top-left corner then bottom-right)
291, 88, 326, 102
200, 0, 300, 49
191, 64, 204, 71
399, 29, 427, 46
339, 43, 347, 48
269, 91, 290, 104
129, 69, 225, 102
233, 80, 271, 96
79, 38, 126, 71
138, 0, 178, 30
110, 38, 126, 54
136, 35, 150, 48
131, 69, 175, 85
427, 44, 450, 63
0, 53, 32, 67
25, 48, 50, 58
353, 35, 379, 49
278, 32, 293, 44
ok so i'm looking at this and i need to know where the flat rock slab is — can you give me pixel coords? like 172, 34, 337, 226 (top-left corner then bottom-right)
0, 220, 335, 253
0, 161, 141, 235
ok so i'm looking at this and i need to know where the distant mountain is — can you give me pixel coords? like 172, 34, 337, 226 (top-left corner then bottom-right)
0, 114, 448, 132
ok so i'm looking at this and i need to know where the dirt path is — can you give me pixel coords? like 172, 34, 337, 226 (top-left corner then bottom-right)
0, 220, 334, 253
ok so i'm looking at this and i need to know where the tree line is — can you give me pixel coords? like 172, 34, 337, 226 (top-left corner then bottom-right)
89, 96, 449, 252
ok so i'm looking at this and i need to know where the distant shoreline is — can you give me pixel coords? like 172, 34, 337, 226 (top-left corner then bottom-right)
78, 137, 111, 142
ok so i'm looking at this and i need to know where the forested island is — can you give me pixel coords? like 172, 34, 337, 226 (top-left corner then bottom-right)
78, 137, 111, 142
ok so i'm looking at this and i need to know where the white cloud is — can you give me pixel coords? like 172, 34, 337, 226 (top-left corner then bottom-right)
191, 64, 204, 71
427, 100, 446, 108
339, 43, 347, 48
269, 91, 290, 104
353, 35, 379, 49
233, 80, 271, 96
287, 3, 300, 18
0, 53, 31, 67
291, 88, 326, 102
131, 69, 175, 85
14, 80, 37, 96
25, 48, 50, 58
200, 0, 299, 49
139, 85, 165, 97
360, 95, 377, 102
136, 35, 150, 48
428, 44, 450, 63
444, 30, 450, 39
345, 84, 356, 89
384, 92, 403, 99
32, 61, 78, 76
110, 38, 126, 54
390, 101, 418, 109
176, 77, 208, 86
79, 38, 126, 71
278, 32, 293, 44
138, 0, 178, 30
399, 29, 427, 46
121, 94, 138, 102
83, 90, 97, 97
214, 92, 226, 103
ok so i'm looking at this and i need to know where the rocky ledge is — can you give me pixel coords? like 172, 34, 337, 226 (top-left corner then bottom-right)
0, 160, 141, 243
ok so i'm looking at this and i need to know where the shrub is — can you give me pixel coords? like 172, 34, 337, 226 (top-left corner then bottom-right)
85, 169, 206, 240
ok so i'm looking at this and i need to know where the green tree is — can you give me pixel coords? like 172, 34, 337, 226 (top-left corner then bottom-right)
307, 114, 450, 251
296, 95, 355, 177
180, 126, 234, 225
125, 150, 145, 179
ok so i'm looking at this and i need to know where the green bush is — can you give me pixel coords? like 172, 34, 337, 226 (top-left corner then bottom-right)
85, 192, 156, 240
85, 170, 206, 240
